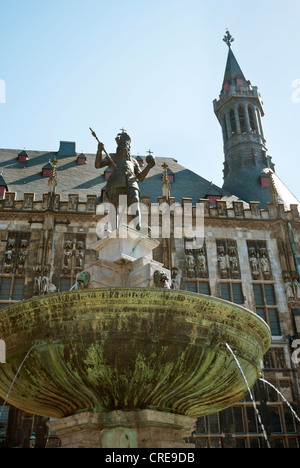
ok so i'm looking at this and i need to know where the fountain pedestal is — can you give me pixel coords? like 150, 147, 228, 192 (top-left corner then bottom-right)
86, 225, 171, 288
48, 410, 195, 449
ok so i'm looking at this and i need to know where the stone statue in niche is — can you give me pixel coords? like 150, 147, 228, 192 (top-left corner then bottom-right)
292, 273, 300, 302
196, 248, 207, 278
229, 247, 239, 279
217, 245, 228, 279
260, 248, 271, 280
33, 265, 56, 296
284, 274, 295, 303
171, 267, 182, 290
76, 250, 85, 269
63, 240, 73, 273
75, 240, 85, 271
185, 250, 196, 278
249, 248, 260, 279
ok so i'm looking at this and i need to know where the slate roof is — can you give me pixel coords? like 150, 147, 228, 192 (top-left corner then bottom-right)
222, 48, 247, 89
0, 143, 232, 205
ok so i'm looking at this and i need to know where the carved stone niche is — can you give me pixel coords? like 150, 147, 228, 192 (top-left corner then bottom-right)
227, 241, 240, 280
87, 196, 97, 213
216, 200, 227, 217
247, 240, 271, 281
216, 241, 228, 279
185, 249, 196, 279
216, 239, 240, 280
68, 195, 78, 212
23, 193, 35, 210
285, 271, 300, 305
3, 232, 31, 274
75, 236, 86, 272
4, 192, 16, 209
195, 243, 209, 279
63, 237, 74, 274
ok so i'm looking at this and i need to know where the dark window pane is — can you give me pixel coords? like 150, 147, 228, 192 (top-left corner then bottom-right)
198, 282, 210, 296
233, 407, 245, 434
264, 284, 276, 305
0, 278, 12, 300
268, 309, 281, 336
232, 283, 244, 304
209, 413, 220, 434
247, 407, 258, 433
256, 308, 266, 322
12, 279, 25, 300
284, 409, 297, 434
253, 284, 264, 305
186, 282, 197, 293
220, 283, 230, 301
270, 407, 283, 433
60, 279, 71, 292
195, 417, 207, 435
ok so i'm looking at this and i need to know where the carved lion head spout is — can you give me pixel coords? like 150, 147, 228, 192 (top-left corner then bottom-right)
76, 271, 91, 290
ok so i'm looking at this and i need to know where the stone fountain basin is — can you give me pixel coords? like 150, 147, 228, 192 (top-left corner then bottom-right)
0, 288, 271, 419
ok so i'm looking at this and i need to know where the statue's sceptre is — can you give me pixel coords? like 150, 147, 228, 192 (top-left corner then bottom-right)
89, 127, 117, 169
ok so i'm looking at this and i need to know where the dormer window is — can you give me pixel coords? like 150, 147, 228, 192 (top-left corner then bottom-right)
77, 153, 87, 165
236, 78, 244, 87
0, 174, 8, 199
18, 150, 29, 162
223, 82, 229, 92
261, 175, 270, 187
207, 195, 221, 207
167, 170, 175, 183
136, 156, 144, 167
42, 162, 52, 177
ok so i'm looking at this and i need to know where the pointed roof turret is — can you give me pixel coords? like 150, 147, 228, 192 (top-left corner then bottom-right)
222, 31, 247, 92
222, 48, 246, 89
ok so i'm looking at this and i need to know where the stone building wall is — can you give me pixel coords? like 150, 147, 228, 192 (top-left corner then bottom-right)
0, 191, 299, 448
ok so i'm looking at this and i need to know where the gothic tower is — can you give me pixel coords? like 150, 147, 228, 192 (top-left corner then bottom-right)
213, 32, 275, 208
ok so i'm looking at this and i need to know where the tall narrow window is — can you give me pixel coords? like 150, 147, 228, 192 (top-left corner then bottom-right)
248, 106, 256, 133
238, 105, 247, 133
252, 283, 281, 336
229, 109, 237, 136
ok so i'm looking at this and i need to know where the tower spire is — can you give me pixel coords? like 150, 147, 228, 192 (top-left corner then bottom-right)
213, 34, 275, 208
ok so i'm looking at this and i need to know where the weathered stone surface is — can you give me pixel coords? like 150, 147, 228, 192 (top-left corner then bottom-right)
0, 289, 271, 420
48, 410, 196, 448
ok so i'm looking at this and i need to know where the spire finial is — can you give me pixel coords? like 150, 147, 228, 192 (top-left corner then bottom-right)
223, 29, 234, 48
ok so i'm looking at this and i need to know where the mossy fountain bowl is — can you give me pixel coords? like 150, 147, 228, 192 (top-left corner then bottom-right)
0, 288, 271, 419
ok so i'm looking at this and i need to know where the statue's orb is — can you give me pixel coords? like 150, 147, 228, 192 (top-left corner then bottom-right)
0, 289, 271, 419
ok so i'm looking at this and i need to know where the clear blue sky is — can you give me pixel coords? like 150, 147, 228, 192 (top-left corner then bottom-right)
0, 0, 299, 200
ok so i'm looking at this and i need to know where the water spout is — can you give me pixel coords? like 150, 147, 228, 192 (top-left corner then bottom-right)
225, 343, 271, 448
259, 378, 300, 424
0, 343, 37, 420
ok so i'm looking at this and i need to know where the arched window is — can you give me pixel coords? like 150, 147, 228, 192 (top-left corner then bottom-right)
222, 116, 228, 143
238, 105, 247, 134
256, 108, 264, 137
229, 109, 237, 136
248, 106, 257, 133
